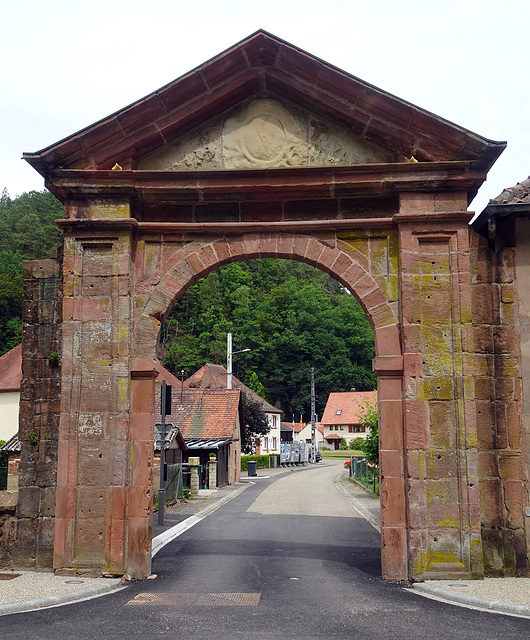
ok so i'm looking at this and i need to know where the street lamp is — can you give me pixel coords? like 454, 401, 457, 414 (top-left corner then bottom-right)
227, 332, 251, 389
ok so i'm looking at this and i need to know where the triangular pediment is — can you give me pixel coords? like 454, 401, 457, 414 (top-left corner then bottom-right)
24, 30, 505, 177
137, 97, 394, 171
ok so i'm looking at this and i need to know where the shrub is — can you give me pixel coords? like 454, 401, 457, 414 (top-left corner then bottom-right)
241, 455, 270, 471
349, 437, 365, 450
338, 437, 348, 450
359, 400, 378, 465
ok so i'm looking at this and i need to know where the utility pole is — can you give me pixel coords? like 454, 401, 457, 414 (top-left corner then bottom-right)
158, 380, 168, 526
311, 367, 316, 463
227, 333, 233, 389
227, 332, 251, 390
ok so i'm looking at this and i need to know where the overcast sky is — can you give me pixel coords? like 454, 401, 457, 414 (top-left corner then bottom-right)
1, 0, 528, 214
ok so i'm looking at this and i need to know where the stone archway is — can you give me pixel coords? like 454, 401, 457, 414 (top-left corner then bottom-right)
14, 31, 526, 582
134, 231, 405, 580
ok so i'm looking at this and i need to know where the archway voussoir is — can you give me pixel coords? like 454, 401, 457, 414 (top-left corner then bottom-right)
171, 260, 199, 289
213, 240, 232, 264
277, 233, 295, 258
361, 287, 388, 310
242, 233, 260, 259
184, 252, 207, 278
228, 238, 244, 259
318, 246, 340, 272
337, 239, 371, 272
258, 232, 278, 257
195, 244, 218, 272
341, 262, 367, 290
370, 302, 397, 328
304, 237, 325, 266
292, 235, 311, 259
330, 251, 354, 279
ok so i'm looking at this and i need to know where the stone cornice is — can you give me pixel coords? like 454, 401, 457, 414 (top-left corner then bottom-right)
46, 161, 485, 204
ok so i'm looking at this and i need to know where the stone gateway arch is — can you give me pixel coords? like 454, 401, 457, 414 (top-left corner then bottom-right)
10, 31, 528, 581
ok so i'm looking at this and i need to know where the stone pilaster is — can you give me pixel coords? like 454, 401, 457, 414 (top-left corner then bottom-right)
396, 192, 483, 580
54, 204, 137, 576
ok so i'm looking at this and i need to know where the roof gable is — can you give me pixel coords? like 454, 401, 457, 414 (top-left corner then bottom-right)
0, 344, 22, 391
24, 30, 505, 179
321, 391, 377, 426
184, 363, 282, 415
177, 389, 241, 440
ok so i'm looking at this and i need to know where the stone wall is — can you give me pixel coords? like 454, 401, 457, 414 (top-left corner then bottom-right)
10, 256, 62, 569
471, 231, 529, 575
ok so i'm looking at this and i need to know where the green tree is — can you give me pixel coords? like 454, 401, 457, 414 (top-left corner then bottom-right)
0, 190, 63, 355
360, 400, 379, 465
161, 258, 376, 419
241, 392, 269, 453
248, 371, 266, 399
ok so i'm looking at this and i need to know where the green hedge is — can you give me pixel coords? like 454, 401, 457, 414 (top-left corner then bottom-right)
241, 454, 279, 470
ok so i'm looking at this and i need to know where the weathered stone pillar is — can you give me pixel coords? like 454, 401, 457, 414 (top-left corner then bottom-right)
375, 356, 407, 581
396, 192, 483, 580
472, 231, 529, 575
208, 460, 217, 489
189, 458, 200, 497
54, 201, 142, 576
12, 257, 62, 570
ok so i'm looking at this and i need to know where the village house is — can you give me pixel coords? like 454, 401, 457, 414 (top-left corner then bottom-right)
155, 364, 243, 486
0, 344, 21, 443
320, 391, 377, 450
184, 363, 282, 455
281, 420, 324, 449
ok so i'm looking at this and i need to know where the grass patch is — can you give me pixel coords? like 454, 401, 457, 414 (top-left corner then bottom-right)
321, 450, 363, 459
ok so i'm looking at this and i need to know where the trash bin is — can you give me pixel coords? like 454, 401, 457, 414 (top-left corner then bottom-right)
247, 460, 258, 477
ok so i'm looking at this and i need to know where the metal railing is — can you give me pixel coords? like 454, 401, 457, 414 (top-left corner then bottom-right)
349, 457, 379, 495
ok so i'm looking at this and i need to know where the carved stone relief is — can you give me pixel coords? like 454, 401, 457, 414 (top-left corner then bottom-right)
137, 98, 393, 170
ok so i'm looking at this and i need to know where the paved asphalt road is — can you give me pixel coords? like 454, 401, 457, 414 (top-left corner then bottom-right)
1, 461, 529, 639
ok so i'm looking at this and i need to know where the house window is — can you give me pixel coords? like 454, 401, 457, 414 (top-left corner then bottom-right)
264, 437, 269, 450
272, 437, 276, 449
348, 426, 354, 433
339, 426, 344, 430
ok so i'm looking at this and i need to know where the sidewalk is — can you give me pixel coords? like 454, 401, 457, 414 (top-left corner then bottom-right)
1, 462, 530, 618
336, 469, 530, 619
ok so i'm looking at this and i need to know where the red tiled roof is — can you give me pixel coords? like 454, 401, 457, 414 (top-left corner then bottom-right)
184, 363, 281, 415
320, 391, 377, 426
175, 389, 241, 440
156, 365, 184, 388
0, 344, 22, 391
325, 433, 341, 440
155, 365, 184, 419
491, 177, 530, 205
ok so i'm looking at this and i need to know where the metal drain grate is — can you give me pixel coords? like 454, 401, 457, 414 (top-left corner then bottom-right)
0, 573, 21, 581
126, 592, 261, 607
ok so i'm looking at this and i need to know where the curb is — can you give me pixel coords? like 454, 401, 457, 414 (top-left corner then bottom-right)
0, 578, 123, 617
152, 483, 248, 557
334, 475, 381, 533
409, 583, 530, 619
1, 484, 248, 616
